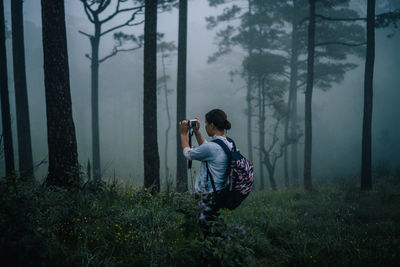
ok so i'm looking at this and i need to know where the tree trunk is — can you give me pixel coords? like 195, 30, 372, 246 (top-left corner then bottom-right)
246, 75, 253, 162
143, 0, 160, 192
283, 88, 291, 188
289, 16, 300, 187
304, 0, 315, 191
264, 156, 277, 191
176, 0, 188, 192
11, 0, 33, 179
361, 0, 375, 191
161, 47, 172, 186
91, 23, 101, 181
258, 77, 265, 190
246, 0, 253, 162
41, 0, 80, 187
0, 0, 15, 177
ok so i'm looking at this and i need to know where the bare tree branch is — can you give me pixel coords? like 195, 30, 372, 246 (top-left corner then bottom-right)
78, 30, 94, 38
315, 41, 366, 47
99, 45, 142, 63
98, 0, 112, 14
296, 80, 307, 89
81, 0, 95, 22
100, 4, 144, 24
100, 9, 144, 37
315, 14, 367, 22
267, 117, 282, 153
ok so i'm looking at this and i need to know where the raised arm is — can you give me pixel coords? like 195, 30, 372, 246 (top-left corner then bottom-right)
193, 116, 206, 145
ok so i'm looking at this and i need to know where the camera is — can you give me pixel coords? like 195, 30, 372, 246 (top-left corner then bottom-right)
187, 119, 197, 129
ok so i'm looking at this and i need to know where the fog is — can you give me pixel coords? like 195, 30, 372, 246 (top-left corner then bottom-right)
1, 0, 399, 189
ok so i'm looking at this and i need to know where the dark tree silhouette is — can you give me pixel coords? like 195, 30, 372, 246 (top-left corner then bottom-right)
79, 0, 144, 181
304, 0, 316, 191
41, 0, 80, 188
11, 0, 33, 179
282, 0, 365, 191
176, 0, 188, 192
143, 0, 160, 192
0, 0, 15, 177
361, 0, 375, 191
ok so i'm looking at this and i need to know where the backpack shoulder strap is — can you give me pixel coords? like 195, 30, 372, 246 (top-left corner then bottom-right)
211, 138, 234, 156
205, 162, 217, 193
211, 138, 234, 190
226, 137, 237, 151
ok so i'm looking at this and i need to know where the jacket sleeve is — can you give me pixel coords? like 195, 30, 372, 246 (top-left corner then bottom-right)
183, 141, 216, 161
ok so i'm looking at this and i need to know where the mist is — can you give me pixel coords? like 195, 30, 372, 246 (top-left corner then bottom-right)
1, 0, 399, 188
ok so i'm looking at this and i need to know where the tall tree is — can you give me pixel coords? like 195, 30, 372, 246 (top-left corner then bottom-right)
11, 0, 33, 179
207, 0, 285, 189
79, 0, 144, 181
284, 0, 306, 188
41, 0, 80, 187
361, 0, 375, 191
243, 53, 286, 190
207, 0, 265, 165
176, 0, 188, 192
246, 0, 254, 163
304, 0, 316, 191
143, 0, 160, 192
158, 41, 176, 190
209, 0, 365, 190
0, 0, 14, 177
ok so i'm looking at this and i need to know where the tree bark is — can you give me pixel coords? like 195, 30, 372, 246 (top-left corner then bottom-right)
283, 88, 291, 189
91, 22, 101, 181
176, 0, 188, 192
246, 0, 253, 162
258, 77, 265, 190
41, 0, 80, 187
143, 0, 160, 192
289, 16, 300, 187
0, 0, 15, 177
264, 155, 277, 191
304, 0, 315, 191
246, 75, 253, 163
361, 0, 375, 191
11, 0, 33, 179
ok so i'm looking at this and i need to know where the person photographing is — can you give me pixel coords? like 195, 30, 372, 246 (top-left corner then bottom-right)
180, 108, 254, 220
179, 109, 234, 212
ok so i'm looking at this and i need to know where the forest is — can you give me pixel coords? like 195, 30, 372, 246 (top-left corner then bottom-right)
0, 0, 399, 266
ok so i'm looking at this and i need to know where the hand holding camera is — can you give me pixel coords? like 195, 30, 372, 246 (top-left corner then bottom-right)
179, 117, 200, 136
188, 116, 200, 132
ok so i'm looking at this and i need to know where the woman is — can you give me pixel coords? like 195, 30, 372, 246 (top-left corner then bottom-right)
179, 109, 234, 210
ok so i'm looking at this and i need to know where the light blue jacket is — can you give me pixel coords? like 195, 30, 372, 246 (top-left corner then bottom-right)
183, 135, 234, 193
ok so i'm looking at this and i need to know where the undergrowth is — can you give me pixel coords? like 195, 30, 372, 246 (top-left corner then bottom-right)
0, 175, 399, 266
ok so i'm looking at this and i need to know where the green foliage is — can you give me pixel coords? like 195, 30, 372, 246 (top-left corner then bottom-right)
0, 178, 253, 266
243, 53, 286, 76
1, 177, 399, 266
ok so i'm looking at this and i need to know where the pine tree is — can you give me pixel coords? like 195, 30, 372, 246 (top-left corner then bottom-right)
41, 0, 80, 187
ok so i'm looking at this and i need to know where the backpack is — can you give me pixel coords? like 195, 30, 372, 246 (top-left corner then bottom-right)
206, 137, 254, 210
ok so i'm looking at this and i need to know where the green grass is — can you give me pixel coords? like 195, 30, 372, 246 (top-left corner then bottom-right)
1, 176, 399, 266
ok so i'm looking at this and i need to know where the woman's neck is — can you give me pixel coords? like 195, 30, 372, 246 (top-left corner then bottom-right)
213, 131, 226, 138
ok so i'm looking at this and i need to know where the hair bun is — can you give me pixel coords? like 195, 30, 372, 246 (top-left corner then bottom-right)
225, 120, 231, 130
